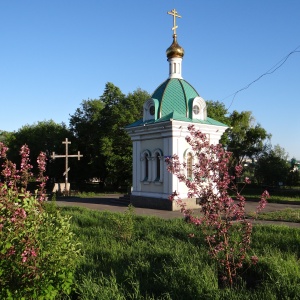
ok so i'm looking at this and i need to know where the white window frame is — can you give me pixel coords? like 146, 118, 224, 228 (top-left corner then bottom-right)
192, 97, 207, 120
143, 99, 155, 122
152, 148, 163, 183
141, 150, 152, 184
183, 149, 195, 180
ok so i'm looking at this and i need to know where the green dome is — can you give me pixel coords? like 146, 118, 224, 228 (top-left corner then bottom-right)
151, 78, 199, 118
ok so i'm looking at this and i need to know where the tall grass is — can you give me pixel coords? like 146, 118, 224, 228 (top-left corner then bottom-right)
58, 206, 300, 299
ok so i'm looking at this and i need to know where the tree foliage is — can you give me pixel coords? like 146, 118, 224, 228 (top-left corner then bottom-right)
0, 130, 13, 144
206, 101, 271, 172
4, 120, 74, 183
273, 144, 289, 160
225, 111, 270, 167
69, 82, 150, 188
255, 146, 300, 187
206, 100, 229, 125
255, 147, 290, 186
69, 99, 105, 182
100, 87, 150, 188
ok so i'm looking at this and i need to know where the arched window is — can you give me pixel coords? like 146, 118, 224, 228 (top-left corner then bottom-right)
189, 97, 207, 120
141, 150, 151, 183
153, 148, 163, 183
156, 153, 160, 180
187, 152, 193, 179
143, 99, 158, 121
145, 153, 149, 180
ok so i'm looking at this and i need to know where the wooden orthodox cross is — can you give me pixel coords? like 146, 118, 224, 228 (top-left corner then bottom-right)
167, 8, 182, 35
51, 138, 83, 194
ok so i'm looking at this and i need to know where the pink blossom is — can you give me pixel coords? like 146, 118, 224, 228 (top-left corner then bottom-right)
0, 142, 8, 158
19, 144, 33, 188
244, 177, 251, 184
257, 190, 269, 212
7, 247, 16, 256
31, 249, 37, 257
36, 151, 48, 201
21, 247, 38, 263
235, 165, 243, 177
14, 208, 27, 219
251, 255, 259, 265
21, 251, 28, 263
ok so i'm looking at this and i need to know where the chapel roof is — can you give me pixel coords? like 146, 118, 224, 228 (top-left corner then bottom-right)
126, 113, 226, 128
151, 78, 199, 118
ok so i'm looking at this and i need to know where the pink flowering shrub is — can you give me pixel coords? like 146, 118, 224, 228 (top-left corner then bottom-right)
165, 125, 269, 287
0, 142, 80, 299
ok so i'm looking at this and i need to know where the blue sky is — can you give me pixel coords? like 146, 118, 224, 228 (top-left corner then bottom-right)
1, 0, 299, 159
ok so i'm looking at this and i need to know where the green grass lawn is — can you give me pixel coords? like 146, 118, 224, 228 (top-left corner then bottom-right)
243, 194, 300, 204
248, 208, 300, 223
55, 205, 300, 300
230, 185, 300, 204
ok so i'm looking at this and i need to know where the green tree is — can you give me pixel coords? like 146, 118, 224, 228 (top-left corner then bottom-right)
100, 84, 150, 189
206, 100, 230, 125
255, 148, 290, 186
69, 98, 105, 183
226, 110, 271, 167
5, 120, 74, 184
0, 130, 13, 143
207, 101, 271, 177
69, 83, 150, 190
273, 144, 289, 160
206, 100, 230, 145
207, 101, 270, 163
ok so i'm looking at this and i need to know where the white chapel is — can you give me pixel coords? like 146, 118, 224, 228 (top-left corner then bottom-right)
125, 9, 228, 211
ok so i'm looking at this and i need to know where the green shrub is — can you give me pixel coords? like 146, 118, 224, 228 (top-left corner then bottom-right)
0, 143, 80, 299
0, 186, 80, 299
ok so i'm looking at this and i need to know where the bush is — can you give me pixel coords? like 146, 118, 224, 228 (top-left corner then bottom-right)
0, 143, 80, 299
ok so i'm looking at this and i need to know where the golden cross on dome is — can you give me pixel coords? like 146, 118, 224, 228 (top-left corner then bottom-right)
167, 9, 182, 35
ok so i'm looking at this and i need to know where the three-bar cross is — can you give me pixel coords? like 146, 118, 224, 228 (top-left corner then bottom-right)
51, 138, 83, 193
167, 8, 182, 35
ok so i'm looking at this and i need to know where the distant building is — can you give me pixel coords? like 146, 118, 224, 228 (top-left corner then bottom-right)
125, 9, 227, 210
291, 159, 300, 171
